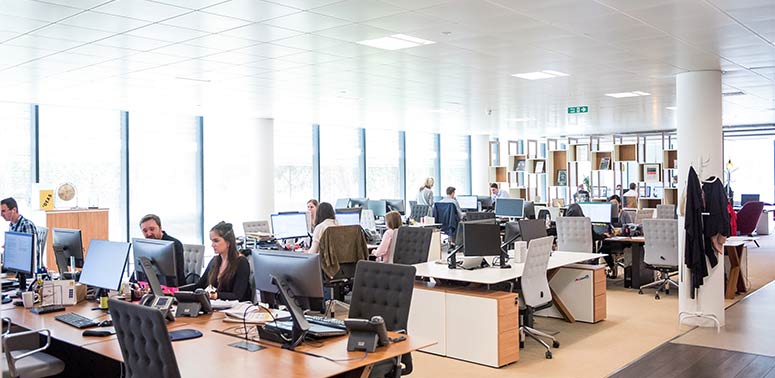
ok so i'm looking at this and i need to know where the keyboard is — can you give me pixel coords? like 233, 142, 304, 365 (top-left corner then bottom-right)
265, 320, 346, 338
30, 305, 66, 315
305, 315, 346, 330
55, 312, 99, 329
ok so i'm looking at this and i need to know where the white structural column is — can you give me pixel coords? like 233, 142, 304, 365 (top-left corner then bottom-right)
255, 118, 275, 219
470, 134, 490, 195
676, 70, 725, 327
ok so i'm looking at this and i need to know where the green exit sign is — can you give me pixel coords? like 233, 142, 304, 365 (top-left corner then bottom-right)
568, 106, 589, 114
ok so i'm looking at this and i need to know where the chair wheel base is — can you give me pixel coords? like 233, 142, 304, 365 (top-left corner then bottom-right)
519, 341, 524, 348
546, 351, 553, 359
553, 340, 560, 348
655, 294, 660, 300
638, 289, 643, 294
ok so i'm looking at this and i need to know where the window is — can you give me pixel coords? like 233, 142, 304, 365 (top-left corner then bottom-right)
129, 111, 200, 244
366, 129, 400, 200
274, 123, 313, 212
320, 126, 361, 204
724, 136, 775, 204
0, 103, 33, 246
406, 131, 437, 201
440, 134, 470, 194
38, 105, 125, 241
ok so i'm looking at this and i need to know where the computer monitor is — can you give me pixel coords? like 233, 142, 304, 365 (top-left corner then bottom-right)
611, 202, 620, 221
578, 202, 613, 224
478, 195, 493, 210
367, 199, 387, 218
524, 201, 536, 219
495, 198, 524, 218
455, 219, 497, 246
348, 198, 369, 209
517, 219, 548, 244
270, 212, 309, 240
336, 207, 361, 226
504, 222, 520, 246
252, 251, 324, 299
52, 228, 84, 272
463, 223, 502, 257
4, 231, 34, 274
78, 240, 131, 292
335, 198, 350, 209
457, 195, 478, 211
132, 238, 178, 287
385, 199, 405, 215
741, 194, 760, 205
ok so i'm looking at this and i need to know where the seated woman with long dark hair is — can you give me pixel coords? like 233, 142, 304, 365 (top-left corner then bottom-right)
194, 221, 252, 302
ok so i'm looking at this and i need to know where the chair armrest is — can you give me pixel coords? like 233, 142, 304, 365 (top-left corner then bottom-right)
178, 283, 196, 291
3, 329, 52, 361
2, 317, 11, 336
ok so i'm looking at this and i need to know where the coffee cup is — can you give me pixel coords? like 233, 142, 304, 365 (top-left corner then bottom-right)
21, 291, 34, 308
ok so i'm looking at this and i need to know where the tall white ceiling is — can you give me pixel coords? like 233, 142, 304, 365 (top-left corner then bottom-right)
0, 0, 773, 136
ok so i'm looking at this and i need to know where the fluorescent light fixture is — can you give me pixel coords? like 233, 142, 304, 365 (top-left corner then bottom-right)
357, 34, 435, 50
511, 70, 569, 80
605, 91, 650, 98
666, 106, 677, 110
508, 117, 534, 122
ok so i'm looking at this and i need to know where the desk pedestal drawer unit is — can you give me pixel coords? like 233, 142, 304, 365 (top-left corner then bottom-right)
408, 283, 519, 367
756, 211, 772, 235
536, 264, 606, 323
429, 229, 442, 261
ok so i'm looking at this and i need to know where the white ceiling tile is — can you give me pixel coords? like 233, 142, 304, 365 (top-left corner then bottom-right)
35, 0, 114, 9
150, 42, 224, 58
311, 0, 405, 22
321, 42, 383, 57
0, 31, 20, 40
417, 0, 513, 24
232, 43, 306, 58
5, 34, 84, 51
68, 43, 138, 59
147, 0, 230, 11
243, 58, 307, 71
316, 23, 394, 43
125, 23, 210, 43
264, 0, 344, 11
93, 0, 192, 22
0, 13, 50, 33
220, 22, 301, 42
31, 23, 115, 43
200, 51, 262, 64
271, 34, 343, 50
263, 11, 351, 32
0, 1, 83, 22
162, 10, 253, 33
278, 50, 343, 64
399, 22, 481, 44
380, 0, 449, 11
361, 11, 446, 32
59, 11, 151, 33
96, 34, 171, 51
124, 51, 187, 65
185, 34, 258, 50
0, 45, 53, 67
202, 0, 300, 22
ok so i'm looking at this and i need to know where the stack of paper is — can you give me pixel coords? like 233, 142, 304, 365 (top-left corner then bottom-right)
222, 302, 288, 324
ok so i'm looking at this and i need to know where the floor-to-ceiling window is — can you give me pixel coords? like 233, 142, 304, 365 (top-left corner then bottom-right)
319, 126, 361, 204
273, 123, 313, 212
440, 134, 471, 195
725, 136, 775, 204
366, 129, 400, 200
0, 103, 33, 246
405, 131, 437, 202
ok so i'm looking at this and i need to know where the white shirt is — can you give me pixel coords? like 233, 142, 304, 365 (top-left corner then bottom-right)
308, 218, 337, 254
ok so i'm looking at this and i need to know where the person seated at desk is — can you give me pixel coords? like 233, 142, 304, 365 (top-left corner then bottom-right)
306, 202, 337, 254
565, 203, 612, 263
417, 177, 435, 207
439, 186, 464, 220
608, 195, 634, 227
623, 182, 638, 208
2, 197, 38, 272
306, 199, 318, 234
490, 183, 509, 203
601, 195, 632, 278
372, 211, 401, 263
573, 184, 591, 203
140, 214, 186, 286
194, 222, 252, 302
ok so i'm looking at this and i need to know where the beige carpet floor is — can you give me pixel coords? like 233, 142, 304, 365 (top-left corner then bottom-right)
410, 234, 775, 378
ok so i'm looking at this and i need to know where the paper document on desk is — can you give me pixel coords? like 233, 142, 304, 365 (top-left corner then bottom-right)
210, 299, 239, 310
222, 302, 288, 324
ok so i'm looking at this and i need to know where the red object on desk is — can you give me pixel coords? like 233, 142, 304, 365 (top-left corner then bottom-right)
137, 281, 179, 295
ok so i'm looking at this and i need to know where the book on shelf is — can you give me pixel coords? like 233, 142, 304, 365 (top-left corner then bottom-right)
599, 157, 610, 170
556, 169, 567, 186
535, 161, 544, 173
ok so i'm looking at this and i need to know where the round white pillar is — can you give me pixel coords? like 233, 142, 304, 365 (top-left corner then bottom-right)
471, 134, 490, 195
254, 118, 275, 219
676, 70, 724, 327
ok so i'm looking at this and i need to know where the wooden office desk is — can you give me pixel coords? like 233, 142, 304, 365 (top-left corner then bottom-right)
4, 300, 432, 378
603, 236, 652, 289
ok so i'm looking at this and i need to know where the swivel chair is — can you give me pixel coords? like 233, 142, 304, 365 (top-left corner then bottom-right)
182, 244, 205, 284
656, 204, 676, 219
639, 219, 679, 299
555, 217, 593, 253
634, 208, 655, 224
1, 318, 65, 378
432, 202, 460, 243
737, 201, 765, 246
392, 227, 433, 265
319, 225, 369, 315
518, 236, 559, 359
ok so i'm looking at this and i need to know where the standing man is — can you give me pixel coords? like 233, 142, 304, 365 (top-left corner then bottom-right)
490, 183, 510, 203
2, 197, 39, 269
139, 214, 186, 286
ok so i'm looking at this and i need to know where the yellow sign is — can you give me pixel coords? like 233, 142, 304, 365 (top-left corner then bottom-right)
39, 190, 54, 210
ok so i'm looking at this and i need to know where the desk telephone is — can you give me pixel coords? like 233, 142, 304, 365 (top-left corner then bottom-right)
139, 294, 176, 322
363, 228, 381, 244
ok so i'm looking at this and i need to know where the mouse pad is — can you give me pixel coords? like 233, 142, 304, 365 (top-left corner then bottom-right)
169, 329, 203, 342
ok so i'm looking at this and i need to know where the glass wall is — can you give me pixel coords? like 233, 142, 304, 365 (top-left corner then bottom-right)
406, 131, 438, 202
724, 136, 775, 204
128, 112, 200, 244
38, 105, 126, 241
440, 134, 471, 195
366, 129, 400, 200
320, 126, 361, 204
0, 103, 33, 247
273, 123, 313, 212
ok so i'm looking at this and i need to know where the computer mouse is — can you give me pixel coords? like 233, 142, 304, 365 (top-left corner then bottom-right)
83, 329, 114, 337
98, 319, 112, 327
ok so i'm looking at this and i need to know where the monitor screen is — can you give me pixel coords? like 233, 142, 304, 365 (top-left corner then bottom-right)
385, 199, 405, 215
578, 202, 613, 224
335, 198, 350, 209
517, 219, 548, 244
457, 195, 478, 210
252, 251, 323, 298
348, 198, 369, 208
52, 228, 84, 270
463, 223, 502, 257
336, 211, 361, 226
477, 195, 493, 209
495, 198, 524, 218
132, 238, 178, 287
367, 199, 387, 218
78, 240, 131, 291
3, 231, 34, 275
741, 194, 760, 205
271, 213, 309, 240
455, 219, 497, 246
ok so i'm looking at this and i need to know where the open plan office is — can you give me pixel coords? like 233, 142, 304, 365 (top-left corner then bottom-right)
2, 0, 775, 377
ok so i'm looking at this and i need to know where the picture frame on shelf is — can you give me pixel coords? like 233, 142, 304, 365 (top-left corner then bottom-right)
535, 161, 544, 173
599, 157, 610, 170
644, 164, 660, 183
557, 169, 568, 186
516, 160, 526, 171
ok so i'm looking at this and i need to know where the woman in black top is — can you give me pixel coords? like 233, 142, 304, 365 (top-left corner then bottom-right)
195, 221, 252, 302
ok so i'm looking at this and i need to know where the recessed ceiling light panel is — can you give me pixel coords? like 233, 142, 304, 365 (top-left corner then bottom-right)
357, 34, 435, 51
511, 70, 570, 80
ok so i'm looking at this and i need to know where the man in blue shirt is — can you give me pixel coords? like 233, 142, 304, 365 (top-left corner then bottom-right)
490, 183, 510, 203
2, 197, 37, 236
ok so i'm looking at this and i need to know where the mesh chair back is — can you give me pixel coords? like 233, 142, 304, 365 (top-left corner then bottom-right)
349, 261, 416, 331
643, 219, 679, 267
409, 204, 430, 222
36, 226, 48, 262
243, 220, 269, 235
392, 227, 433, 265
520, 236, 554, 307
182, 244, 205, 284
656, 204, 675, 219
109, 299, 181, 378
466, 212, 495, 221
556, 217, 593, 253
635, 208, 655, 224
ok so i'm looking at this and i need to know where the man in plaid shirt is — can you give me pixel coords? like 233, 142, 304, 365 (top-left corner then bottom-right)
2, 198, 37, 236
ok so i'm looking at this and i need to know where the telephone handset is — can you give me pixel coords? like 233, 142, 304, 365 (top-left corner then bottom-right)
345, 316, 390, 352
139, 294, 176, 322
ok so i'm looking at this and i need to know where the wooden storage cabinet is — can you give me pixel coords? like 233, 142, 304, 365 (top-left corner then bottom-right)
45, 209, 109, 271
536, 264, 607, 323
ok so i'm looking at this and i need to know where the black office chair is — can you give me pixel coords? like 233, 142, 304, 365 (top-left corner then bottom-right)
465, 211, 496, 221
319, 226, 369, 314
537, 208, 551, 221
109, 299, 182, 378
349, 261, 417, 377
409, 204, 430, 222
392, 227, 433, 265
432, 202, 460, 241
524, 201, 536, 219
